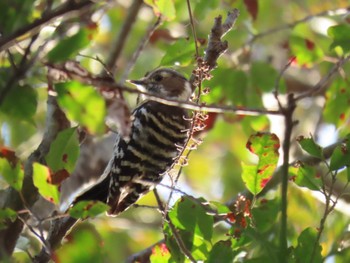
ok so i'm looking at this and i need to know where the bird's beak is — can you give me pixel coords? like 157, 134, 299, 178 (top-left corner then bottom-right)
127, 78, 147, 86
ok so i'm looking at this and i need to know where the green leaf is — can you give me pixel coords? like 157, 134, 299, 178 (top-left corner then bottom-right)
69, 201, 109, 220
32, 163, 60, 204
56, 224, 103, 263
330, 135, 350, 171
251, 62, 278, 92
297, 136, 323, 159
208, 201, 231, 215
149, 243, 171, 262
294, 228, 323, 263
289, 35, 324, 65
160, 38, 195, 67
47, 28, 94, 63
252, 198, 280, 233
55, 81, 106, 134
165, 196, 214, 261
323, 77, 350, 127
242, 133, 280, 195
169, 197, 213, 240
207, 240, 234, 263
289, 163, 320, 191
144, 0, 176, 21
45, 127, 79, 173
0, 208, 17, 230
0, 85, 37, 121
205, 68, 265, 109
328, 24, 350, 53
0, 158, 24, 191
226, 70, 248, 105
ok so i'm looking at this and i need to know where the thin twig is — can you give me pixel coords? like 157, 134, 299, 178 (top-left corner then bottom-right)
274, 57, 295, 96
310, 172, 335, 262
120, 16, 162, 83
295, 54, 350, 101
105, 0, 144, 75
186, 0, 199, 58
17, 216, 49, 252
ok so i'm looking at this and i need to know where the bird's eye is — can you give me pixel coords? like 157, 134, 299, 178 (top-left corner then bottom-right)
153, 75, 163, 82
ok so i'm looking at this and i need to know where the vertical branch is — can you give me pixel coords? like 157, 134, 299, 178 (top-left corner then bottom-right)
186, 0, 199, 58
119, 17, 162, 83
33, 215, 78, 263
279, 94, 296, 261
105, 0, 144, 75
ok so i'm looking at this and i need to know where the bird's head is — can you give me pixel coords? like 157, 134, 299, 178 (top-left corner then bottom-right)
128, 68, 192, 101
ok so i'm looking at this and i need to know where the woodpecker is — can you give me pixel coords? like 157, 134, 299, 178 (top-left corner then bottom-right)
74, 68, 192, 215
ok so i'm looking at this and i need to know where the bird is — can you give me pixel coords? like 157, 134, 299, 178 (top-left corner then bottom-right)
73, 68, 192, 216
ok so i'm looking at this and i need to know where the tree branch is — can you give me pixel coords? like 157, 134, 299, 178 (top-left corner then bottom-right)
204, 9, 240, 70
0, 0, 96, 52
279, 94, 296, 261
120, 16, 162, 83
295, 54, 350, 101
46, 62, 280, 116
105, 0, 144, 75
33, 215, 78, 263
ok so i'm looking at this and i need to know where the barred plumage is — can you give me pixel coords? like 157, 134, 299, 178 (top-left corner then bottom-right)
74, 68, 192, 215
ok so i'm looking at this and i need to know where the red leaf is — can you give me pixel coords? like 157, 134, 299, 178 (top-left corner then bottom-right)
244, 0, 258, 21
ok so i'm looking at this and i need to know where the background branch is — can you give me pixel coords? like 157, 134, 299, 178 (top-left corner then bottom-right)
105, 0, 144, 75
296, 54, 350, 101
0, 0, 96, 52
